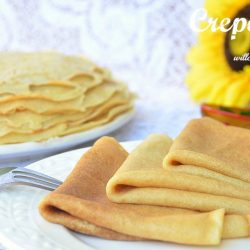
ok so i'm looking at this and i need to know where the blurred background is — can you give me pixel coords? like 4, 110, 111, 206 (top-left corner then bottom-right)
0, 0, 203, 142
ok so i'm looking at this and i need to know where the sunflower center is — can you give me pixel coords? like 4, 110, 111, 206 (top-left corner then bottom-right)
224, 5, 250, 71
229, 26, 250, 56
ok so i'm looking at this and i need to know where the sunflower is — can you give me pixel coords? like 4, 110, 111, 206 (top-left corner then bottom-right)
186, 0, 250, 108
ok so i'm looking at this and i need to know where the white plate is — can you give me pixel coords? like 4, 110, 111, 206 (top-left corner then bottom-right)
0, 111, 134, 163
0, 141, 249, 250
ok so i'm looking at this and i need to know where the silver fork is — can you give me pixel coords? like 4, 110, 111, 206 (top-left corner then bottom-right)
0, 167, 62, 191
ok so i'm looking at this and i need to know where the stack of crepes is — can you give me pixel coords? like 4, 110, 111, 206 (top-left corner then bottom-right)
39, 117, 250, 246
0, 52, 134, 144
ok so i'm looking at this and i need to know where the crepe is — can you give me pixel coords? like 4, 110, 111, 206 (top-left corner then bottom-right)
0, 92, 131, 132
39, 137, 226, 246
0, 52, 135, 144
0, 80, 126, 114
0, 104, 133, 144
107, 122, 250, 238
164, 117, 250, 183
0, 52, 96, 86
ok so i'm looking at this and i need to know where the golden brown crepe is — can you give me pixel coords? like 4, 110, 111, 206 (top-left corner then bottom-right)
107, 121, 250, 239
164, 117, 250, 183
0, 52, 135, 144
39, 137, 226, 246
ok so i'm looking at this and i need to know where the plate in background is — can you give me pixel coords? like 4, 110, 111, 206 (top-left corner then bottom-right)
0, 111, 134, 164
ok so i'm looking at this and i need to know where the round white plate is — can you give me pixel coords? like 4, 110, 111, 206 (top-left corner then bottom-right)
0, 111, 134, 164
0, 141, 249, 250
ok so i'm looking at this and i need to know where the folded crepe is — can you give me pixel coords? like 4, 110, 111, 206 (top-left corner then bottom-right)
0, 52, 135, 144
107, 119, 250, 239
39, 136, 227, 246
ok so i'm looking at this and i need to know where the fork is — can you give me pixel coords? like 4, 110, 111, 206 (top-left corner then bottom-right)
0, 167, 62, 191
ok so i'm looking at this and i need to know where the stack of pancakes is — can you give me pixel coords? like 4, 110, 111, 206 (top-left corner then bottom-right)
0, 52, 135, 144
